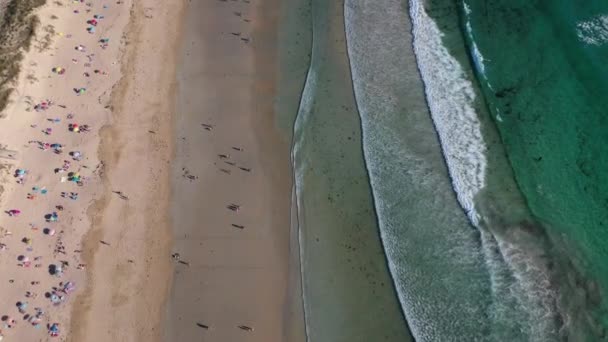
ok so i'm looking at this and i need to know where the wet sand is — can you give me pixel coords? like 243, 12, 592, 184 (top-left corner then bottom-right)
165, 0, 298, 341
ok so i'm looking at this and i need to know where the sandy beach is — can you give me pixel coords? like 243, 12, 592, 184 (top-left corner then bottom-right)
67, 0, 183, 340
0, 0, 300, 340
0, 0, 182, 340
166, 0, 301, 340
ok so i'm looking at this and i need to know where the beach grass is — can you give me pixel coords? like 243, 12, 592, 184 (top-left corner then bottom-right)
0, 0, 46, 114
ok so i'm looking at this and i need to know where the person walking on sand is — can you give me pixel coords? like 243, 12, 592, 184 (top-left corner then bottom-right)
6, 209, 21, 217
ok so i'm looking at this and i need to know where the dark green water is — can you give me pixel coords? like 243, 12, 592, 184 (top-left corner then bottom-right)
463, 0, 608, 336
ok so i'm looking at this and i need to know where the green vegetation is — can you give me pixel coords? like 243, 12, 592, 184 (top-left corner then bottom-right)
0, 0, 46, 114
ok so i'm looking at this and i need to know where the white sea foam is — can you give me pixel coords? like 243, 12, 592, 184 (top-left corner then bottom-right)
344, 0, 497, 339
342, 0, 572, 339
291, 62, 318, 342
463, 3, 485, 75
409, 4, 564, 336
463, 1, 494, 92
576, 14, 608, 46
409, 0, 487, 224
496, 108, 503, 122
410, 3, 565, 338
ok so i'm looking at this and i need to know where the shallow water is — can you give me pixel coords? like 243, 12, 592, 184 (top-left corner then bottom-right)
290, 0, 411, 340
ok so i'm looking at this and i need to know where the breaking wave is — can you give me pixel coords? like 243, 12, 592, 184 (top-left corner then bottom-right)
409, 0, 487, 225
577, 14, 608, 46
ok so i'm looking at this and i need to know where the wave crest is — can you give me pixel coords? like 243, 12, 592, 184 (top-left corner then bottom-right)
410, 0, 487, 224
576, 14, 608, 46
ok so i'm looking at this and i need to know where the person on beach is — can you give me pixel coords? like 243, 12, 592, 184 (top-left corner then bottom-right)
70, 151, 83, 161
6, 209, 21, 217
17, 301, 28, 314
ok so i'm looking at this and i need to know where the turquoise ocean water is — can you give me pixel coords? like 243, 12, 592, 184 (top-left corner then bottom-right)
284, 0, 608, 340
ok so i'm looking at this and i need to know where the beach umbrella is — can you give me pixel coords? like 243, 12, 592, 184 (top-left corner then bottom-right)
50, 294, 60, 303
17, 302, 28, 311
46, 212, 58, 222
49, 323, 60, 336
70, 172, 81, 182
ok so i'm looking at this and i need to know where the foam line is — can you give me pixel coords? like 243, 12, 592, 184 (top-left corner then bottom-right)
409, 0, 487, 224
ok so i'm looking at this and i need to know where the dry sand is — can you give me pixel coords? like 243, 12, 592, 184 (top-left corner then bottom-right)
0, 0, 182, 341
0, 0, 137, 340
